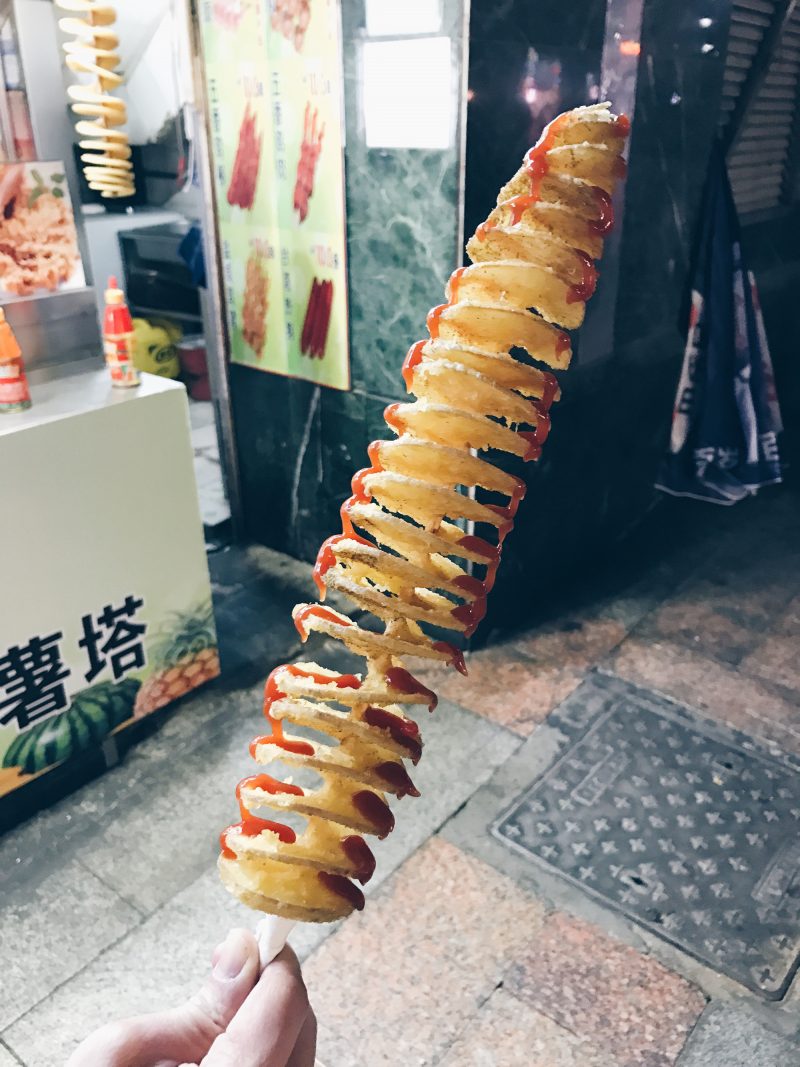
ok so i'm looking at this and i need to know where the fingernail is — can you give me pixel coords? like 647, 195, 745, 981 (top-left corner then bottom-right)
212, 929, 249, 979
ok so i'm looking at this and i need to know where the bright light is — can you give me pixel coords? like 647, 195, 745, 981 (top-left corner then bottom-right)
365, 0, 441, 36
701, 42, 714, 53
699, 17, 713, 28
619, 39, 641, 56
362, 36, 453, 150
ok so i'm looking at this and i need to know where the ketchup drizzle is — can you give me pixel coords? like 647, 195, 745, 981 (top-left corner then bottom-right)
401, 340, 426, 391
318, 871, 365, 911
219, 816, 296, 861
566, 251, 598, 304
385, 666, 438, 711
518, 410, 552, 462
375, 760, 420, 798
313, 532, 369, 597
367, 440, 383, 468
540, 373, 559, 412
588, 189, 614, 237
351, 466, 379, 503
238, 772, 304, 798
363, 705, 423, 763
219, 775, 302, 859
384, 403, 405, 435
458, 534, 500, 561
427, 304, 448, 339
294, 604, 353, 641
284, 663, 361, 689
447, 266, 468, 303
342, 835, 376, 884
432, 640, 468, 676
555, 332, 571, 361
353, 790, 395, 838
454, 573, 485, 598
339, 498, 355, 536
507, 193, 538, 225
250, 734, 315, 759
451, 597, 488, 638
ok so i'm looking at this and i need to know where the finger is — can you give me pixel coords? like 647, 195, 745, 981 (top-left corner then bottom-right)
285, 1006, 317, 1067
201, 946, 311, 1067
66, 928, 260, 1067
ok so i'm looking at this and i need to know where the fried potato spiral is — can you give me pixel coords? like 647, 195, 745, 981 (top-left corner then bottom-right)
219, 104, 630, 922
56, 1, 135, 199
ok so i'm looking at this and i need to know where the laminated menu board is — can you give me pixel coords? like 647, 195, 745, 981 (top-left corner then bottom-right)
199, 0, 350, 390
0, 161, 86, 298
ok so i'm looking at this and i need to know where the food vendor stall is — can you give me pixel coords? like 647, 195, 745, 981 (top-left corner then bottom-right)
0, 367, 218, 819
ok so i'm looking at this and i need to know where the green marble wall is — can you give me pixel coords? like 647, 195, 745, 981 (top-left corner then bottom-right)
231, 0, 467, 560
342, 0, 465, 398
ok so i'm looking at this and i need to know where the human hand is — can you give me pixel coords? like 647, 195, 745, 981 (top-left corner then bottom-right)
66, 929, 316, 1067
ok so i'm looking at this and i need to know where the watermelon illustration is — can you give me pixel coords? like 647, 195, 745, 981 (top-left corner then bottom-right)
2, 678, 140, 774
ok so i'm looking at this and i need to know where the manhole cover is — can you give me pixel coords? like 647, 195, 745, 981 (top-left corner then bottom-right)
492, 673, 800, 998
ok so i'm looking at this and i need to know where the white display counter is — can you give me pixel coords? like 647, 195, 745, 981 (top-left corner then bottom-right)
0, 368, 219, 803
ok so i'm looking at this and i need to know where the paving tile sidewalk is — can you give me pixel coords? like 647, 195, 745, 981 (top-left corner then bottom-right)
2, 488, 800, 1065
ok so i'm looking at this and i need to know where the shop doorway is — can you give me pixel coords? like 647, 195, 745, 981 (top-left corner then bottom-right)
0, 0, 238, 545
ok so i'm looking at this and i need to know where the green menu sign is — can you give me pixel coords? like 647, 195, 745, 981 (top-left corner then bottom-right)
199, 0, 350, 390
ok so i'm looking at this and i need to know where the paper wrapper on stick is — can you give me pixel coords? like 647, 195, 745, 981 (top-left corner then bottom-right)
256, 914, 296, 968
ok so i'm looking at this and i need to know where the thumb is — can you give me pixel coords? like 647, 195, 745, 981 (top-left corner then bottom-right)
188, 927, 263, 1045
67, 928, 260, 1067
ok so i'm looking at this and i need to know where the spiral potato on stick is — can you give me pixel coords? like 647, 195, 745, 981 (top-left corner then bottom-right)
219, 103, 630, 922
56, 0, 135, 199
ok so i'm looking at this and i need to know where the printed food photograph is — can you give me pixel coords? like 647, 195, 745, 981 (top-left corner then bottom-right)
227, 103, 263, 211
293, 101, 324, 223
271, 0, 312, 51
0, 161, 85, 297
299, 276, 332, 359
241, 248, 270, 357
4, 2, 800, 1067
213, 0, 245, 30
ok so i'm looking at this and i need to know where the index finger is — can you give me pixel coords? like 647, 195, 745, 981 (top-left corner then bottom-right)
201, 946, 313, 1067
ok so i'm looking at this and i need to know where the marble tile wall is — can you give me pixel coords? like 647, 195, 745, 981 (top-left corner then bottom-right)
230, 0, 466, 560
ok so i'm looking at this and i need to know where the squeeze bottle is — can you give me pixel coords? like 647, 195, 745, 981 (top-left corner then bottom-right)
0, 308, 31, 412
103, 275, 139, 388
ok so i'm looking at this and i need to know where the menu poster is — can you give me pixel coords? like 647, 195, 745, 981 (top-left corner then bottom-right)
199, 0, 350, 391
0, 161, 86, 299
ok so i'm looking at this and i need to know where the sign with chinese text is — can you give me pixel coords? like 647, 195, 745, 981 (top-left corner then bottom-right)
0, 376, 219, 803
199, 0, 350, 390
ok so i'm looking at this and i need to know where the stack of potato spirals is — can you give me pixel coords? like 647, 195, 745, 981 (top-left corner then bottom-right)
219, 103, 630, 922
57, 0, 135, 199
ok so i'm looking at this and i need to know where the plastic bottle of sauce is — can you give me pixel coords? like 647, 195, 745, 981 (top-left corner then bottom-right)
0, 307, 31, 413
103, 275, 139, 388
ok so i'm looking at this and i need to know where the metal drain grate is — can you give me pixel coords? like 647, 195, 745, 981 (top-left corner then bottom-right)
492, 673, 800, 998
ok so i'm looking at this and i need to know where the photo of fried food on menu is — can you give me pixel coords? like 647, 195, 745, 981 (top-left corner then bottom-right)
0, 162, 84, 297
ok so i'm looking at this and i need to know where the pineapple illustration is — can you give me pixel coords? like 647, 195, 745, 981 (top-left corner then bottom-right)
134, 600, 220, 717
